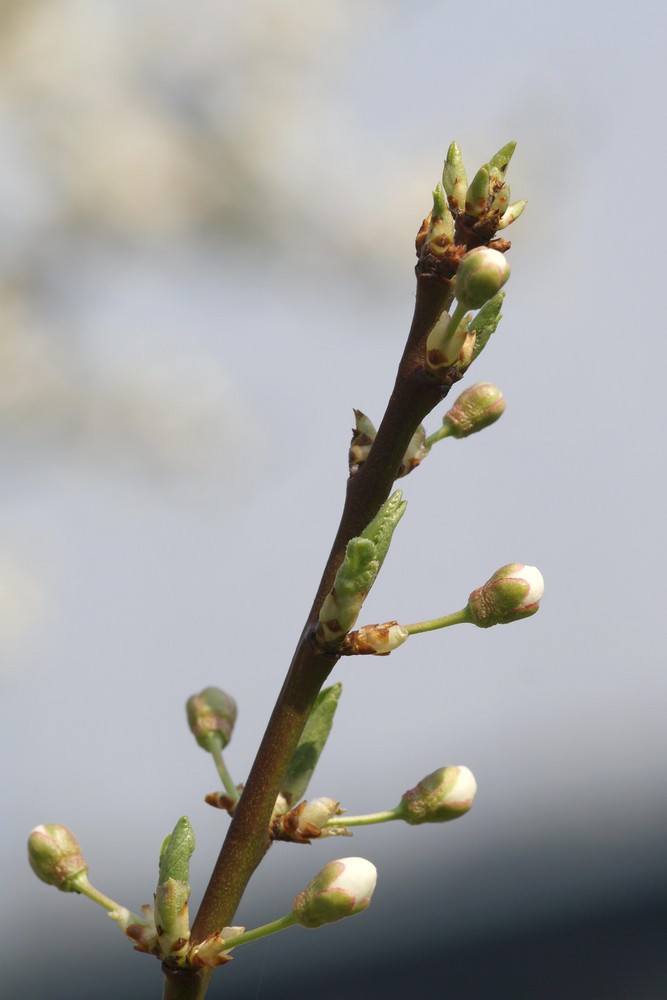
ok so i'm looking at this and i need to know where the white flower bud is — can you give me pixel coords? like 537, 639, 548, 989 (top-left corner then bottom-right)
467, 563, 544, 627
292, 857, 377, 929
397, 766, 477, 824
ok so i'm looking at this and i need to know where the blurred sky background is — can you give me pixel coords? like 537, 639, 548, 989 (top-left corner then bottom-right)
3, 1, 667, 998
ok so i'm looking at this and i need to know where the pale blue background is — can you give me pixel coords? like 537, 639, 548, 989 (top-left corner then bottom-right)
2, 1, 666, 996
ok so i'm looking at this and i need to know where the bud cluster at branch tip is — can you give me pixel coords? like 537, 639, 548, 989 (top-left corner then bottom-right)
417, 141, 524, 278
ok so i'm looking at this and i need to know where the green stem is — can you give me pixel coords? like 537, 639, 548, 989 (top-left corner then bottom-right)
404, 607, 471, 635
76, 877, 128, 915
210, 745, 240, 802
222, 913, 296, 950
447, 301, 468, 339
424, 424, 452, 449
326, 808, 400, 828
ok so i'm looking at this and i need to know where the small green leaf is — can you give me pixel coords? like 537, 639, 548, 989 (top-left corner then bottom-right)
470, 292, 504, 361
281, 684, 342, 804
360, 490, 407, 567
158, 817, 195, 885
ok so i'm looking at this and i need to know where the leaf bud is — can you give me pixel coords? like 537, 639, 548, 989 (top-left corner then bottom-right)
272, 797, 349, 842
186, 687, 237, 752
425, 309, 471, 371
187, 927, 245, 968
27, 824, 89, 892
454, 247, 510, 310
465, 165, 491, 218
339, 621, 409, 656
442, 383, 506, 438
292, 857, 377, 929
497, 199, 527, 230
397, 425, 428, 477
442, 141, 468, 212
467, 563, 544, 627
396, 766, 477, 824
349, 409, 376, 476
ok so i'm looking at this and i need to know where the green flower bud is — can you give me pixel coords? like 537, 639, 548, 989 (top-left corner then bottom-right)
292, 857, 377, 929
467, 563, 544, 627
396, 766, 477, 824
454, 247, 510, 310
442, 383, 506, 438
186, 687, 237, 752
27, 824, 89, 892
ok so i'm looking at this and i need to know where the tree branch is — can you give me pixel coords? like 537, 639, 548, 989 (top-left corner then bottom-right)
162, 270, 457, 1000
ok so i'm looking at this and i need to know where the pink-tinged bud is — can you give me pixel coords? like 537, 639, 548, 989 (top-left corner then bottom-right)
397, 766, 477, 824
443, 383, 506, 438
27, 824, 89, 892
454, 247, 510, 310
467, 563, 544, 627
292, 857, 377, 929
186, 687, 237, 752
